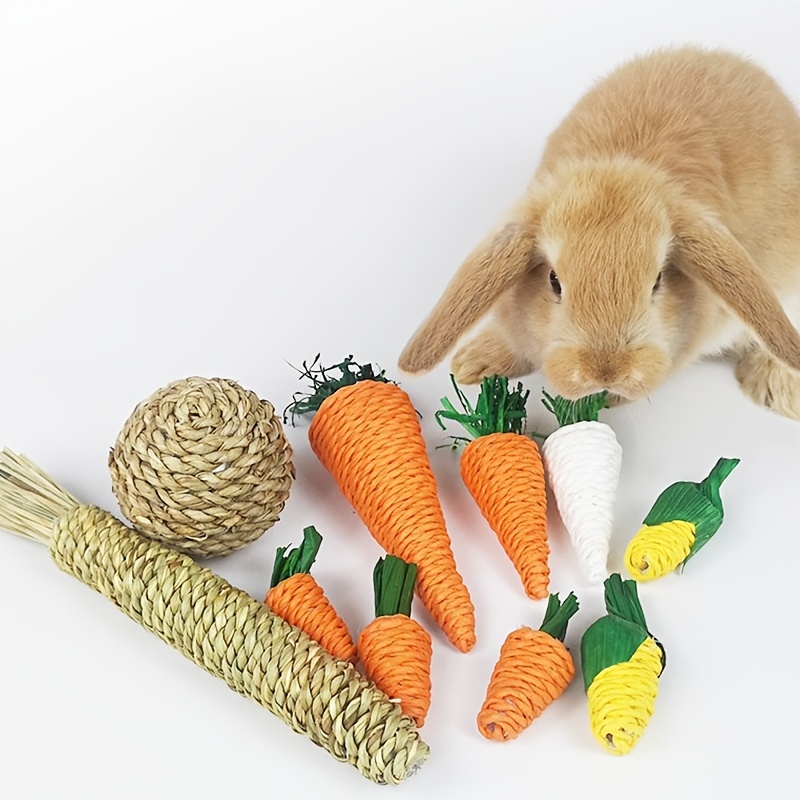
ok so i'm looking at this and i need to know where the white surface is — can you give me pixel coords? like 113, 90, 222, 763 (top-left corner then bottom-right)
2, 2, 799, 799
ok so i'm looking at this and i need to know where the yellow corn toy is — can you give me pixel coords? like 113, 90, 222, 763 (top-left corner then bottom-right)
580, 573, 666, 755
624, 457, 739, 582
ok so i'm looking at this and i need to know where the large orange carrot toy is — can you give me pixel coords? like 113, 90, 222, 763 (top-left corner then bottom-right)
477, 592, 579, 741
436, 374, 549, 599
265, 524, 358, 663
358, 555, 433, 727
286, 356, 475, 653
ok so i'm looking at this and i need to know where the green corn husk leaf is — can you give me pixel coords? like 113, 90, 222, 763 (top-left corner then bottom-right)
538, 591, 580, 642
581, 574, 665, 691
270, 525, 323, 588
373, 554, 418, 618
603, 572, 649, 630
643, 457, 739, 564
580, 613, 649, 691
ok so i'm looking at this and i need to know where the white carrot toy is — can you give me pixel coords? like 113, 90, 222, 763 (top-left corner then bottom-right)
540, 391, 622, 584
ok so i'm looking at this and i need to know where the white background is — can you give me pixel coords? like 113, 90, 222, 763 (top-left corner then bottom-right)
2, 2, 799, 798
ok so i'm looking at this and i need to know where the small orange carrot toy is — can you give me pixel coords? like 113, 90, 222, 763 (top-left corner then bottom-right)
477, 592, 579, 741
286, 355, 476, 653
437, 374, 549, 599
265, 525, 357, 664
358, 555, 433, 727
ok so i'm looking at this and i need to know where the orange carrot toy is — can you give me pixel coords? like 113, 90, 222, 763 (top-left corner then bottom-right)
437, 374, 549, 599
265, 525, 357, 664
286, 356, 476, 653
477, 592, 579, 741
358, 555, 433, 727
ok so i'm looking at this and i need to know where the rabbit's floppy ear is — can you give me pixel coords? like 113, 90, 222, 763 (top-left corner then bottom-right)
673, 214, 800, 370
398, 222, 539, 374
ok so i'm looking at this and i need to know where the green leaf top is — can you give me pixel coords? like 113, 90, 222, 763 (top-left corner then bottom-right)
284, 354, 392, 424
436, 374, 529, 446
603, 572, 649, 630
541, 390, 609, 428
538, 592, 580, 642
270, 525, 323, 588
373, 554, 418, 618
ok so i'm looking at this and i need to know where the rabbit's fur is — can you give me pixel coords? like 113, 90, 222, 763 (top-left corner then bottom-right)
398, 47, 800, 419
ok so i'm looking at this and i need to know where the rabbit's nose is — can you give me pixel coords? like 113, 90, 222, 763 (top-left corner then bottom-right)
588, 353, 624, 386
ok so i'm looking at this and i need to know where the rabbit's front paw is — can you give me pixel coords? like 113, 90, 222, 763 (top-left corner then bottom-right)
736, 346, 800, 421
451, 329, 533, 384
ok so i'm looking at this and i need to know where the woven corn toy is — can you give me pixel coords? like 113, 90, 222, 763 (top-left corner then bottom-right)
580, 573, 666, 755
624, 457, 740, 581
0, 448, 429, 785
109, 376, 294, 558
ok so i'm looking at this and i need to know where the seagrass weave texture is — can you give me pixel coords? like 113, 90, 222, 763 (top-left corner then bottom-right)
109, 377, 294, 557
50, 504, 429, 783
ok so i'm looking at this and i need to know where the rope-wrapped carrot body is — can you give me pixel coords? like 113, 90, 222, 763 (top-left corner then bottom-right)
0, 449, 429, 785
358, 556, 433, 727
287, 356, 475, 653
265, 525, 357, 663
477, 592, 579, 741
581, 574, 666, 755
437, 375, 549, 599
541, 391, 622, 584
624, 457, 740, 581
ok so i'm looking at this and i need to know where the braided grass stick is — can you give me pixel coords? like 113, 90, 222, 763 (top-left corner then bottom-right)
0, 448, 429, 785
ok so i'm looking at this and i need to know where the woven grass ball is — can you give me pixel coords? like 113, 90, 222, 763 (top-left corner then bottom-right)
109, 376, 294, 558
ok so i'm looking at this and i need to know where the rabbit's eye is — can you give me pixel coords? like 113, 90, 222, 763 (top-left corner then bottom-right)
652, 271, 663, 293
549, 270, 562, 298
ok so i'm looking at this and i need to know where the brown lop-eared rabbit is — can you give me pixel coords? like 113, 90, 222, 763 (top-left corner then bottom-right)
398, 47, 800, 419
